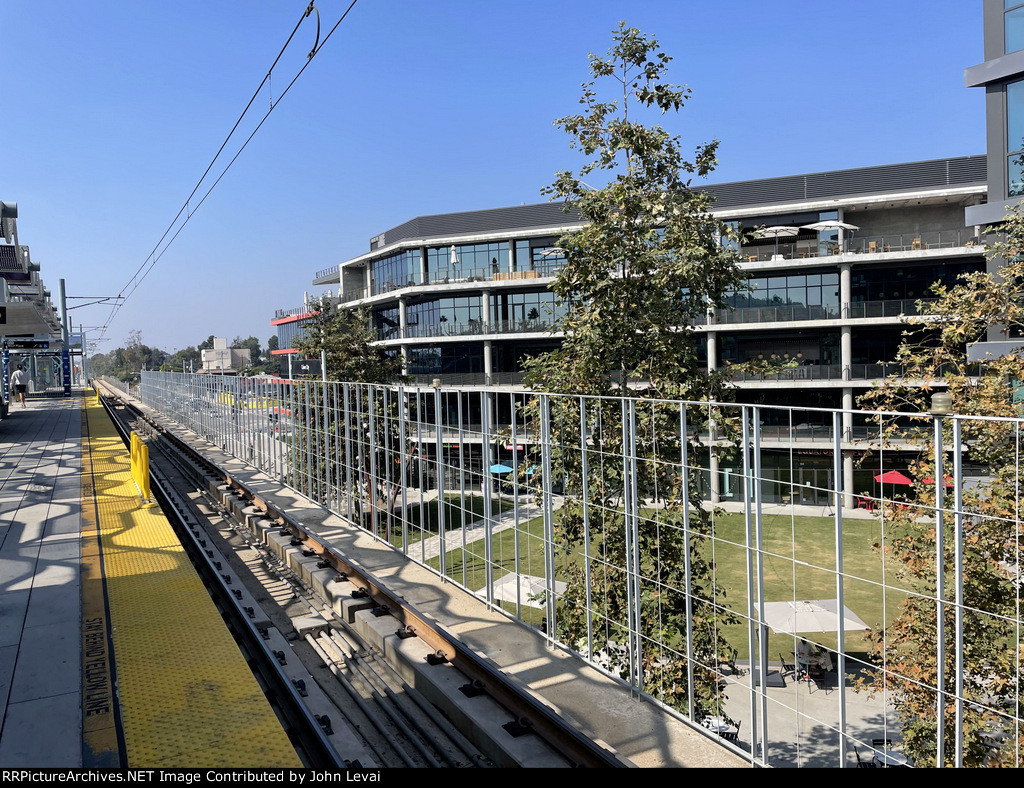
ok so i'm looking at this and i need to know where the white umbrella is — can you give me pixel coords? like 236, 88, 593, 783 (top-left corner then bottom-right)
801, 220, 858, 254
755, 225, 799, 258
801, 220, 860, 232
450, 245, 460, 265
761, 599, 869, 635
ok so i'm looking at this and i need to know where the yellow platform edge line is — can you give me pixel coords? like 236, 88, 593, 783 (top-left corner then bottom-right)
82, 396, 302, 768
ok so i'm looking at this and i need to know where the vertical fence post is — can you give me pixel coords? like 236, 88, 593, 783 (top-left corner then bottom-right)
952, 416, 965, 768
511, 393, 523, 617
680, 404, 695, 721
343, 383, 353, 522
355, 385, 366, 530
833, 409, 849, 766
398, 385, 408, 554
434, 384, 447, 578
752, 406, 769, 758
581, 396, 593, 664
539, 393, 556, 641
368, 385, 379, 539
622, 397, 642, 691
934, 414, 946, 767
741, 406, 761, 753
481, 390, 494, 605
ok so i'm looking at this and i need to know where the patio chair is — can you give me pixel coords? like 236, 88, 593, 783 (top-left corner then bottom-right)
806, 662, 830, 694
721, 720, 741, 743
854, 747, 878, 768
779, 652, 796, 679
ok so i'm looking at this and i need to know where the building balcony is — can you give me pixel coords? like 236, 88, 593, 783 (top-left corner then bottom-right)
273, 305, 313, 321
843, 298, 937, 319
405, 371, 526, 387
709, 297, 939, 327
378, 317, 559, 342
713, 304, 841, 325
727, 361, 974, 383
338, 262, 567, 305
740, 228, 980, 264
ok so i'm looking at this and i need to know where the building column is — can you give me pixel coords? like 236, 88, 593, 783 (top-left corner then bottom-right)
840, 263, 852, 317
841, 326, 852, 381
706, 331, 718, 375
483, 340, 493, 385
420, 246, 428, 285
398, 297, 409, 376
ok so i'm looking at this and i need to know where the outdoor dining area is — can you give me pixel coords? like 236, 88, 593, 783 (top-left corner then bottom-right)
762, 599, 868, 694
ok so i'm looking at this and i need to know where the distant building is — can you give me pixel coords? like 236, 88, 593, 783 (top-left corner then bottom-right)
201, 337, 250, 375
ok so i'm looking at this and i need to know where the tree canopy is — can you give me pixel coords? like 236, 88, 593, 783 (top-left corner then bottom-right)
521, 23, 742, 721
857, 208, 1024, 767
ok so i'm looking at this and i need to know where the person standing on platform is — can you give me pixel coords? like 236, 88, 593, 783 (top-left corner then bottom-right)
10, 365, 28, 407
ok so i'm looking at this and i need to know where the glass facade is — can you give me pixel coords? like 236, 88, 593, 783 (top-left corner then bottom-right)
428, 242, 509, 283
372, 305, 401, 341
727, 272, 840, 315
371, 250, 420, 296
490, 291, 565, 328
407, 343, 483, 375
850, 260, 980, 302
1007, 2, 1024, 54
1009, 79, 1024, 196
406, 296, 483, 337
275, 318, 309, 350
514, 239, 566, 276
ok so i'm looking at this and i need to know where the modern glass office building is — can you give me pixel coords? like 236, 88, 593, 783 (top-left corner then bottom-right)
276, 155, 989, 403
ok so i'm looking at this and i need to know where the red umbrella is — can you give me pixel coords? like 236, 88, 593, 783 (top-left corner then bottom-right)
874, 470, 913, 485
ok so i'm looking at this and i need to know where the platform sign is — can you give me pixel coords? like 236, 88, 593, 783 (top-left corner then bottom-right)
6, 339, 50, 350
62, 346, 71, 395
294, 358, 322, 377
1, 346, 7, 402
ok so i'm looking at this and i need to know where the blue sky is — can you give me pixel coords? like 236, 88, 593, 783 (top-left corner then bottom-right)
3, 1, 986, 355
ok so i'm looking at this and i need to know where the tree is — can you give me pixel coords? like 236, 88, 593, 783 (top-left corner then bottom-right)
291, 296, 409, 535
231, 336, 262, 365
294, 296, 402, 384
522, 23, 743, 720
857, 207, 1024, 767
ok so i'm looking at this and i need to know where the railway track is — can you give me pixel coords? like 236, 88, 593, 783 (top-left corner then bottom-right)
94, 382, 630, 768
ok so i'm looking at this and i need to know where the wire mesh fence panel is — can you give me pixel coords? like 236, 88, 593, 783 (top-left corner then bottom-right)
140, 371, 1024, 769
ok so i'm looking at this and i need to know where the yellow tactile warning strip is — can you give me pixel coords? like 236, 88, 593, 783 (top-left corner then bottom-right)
81, 395, 303, 768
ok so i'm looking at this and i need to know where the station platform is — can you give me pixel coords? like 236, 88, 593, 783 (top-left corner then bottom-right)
0, 393, 302, 768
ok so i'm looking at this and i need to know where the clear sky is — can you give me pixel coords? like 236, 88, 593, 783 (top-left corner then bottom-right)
2, 0, 987, 356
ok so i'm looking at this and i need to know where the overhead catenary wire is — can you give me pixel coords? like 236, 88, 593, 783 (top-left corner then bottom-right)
97, 0, 359, 344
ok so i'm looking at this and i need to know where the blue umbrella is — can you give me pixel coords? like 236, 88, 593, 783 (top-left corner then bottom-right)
490, 463, 514, 474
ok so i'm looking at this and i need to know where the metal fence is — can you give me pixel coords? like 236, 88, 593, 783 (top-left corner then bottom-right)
140, 371, 1023, 769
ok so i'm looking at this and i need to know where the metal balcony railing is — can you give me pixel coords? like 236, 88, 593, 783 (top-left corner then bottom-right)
740, 228, 980, 263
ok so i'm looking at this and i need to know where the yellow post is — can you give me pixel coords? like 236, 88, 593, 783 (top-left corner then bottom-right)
130, 431, 154, 506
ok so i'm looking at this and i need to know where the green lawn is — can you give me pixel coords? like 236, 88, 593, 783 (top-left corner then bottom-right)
429, 506, 915, 660
378, 493, 514, 548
